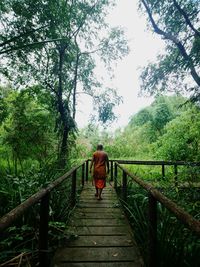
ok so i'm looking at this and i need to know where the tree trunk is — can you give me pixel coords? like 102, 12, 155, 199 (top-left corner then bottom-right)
72, 52, 79, 120
59, 125, 69, 168
57, 45, 68, 168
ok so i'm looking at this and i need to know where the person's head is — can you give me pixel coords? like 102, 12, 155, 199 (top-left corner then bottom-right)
97, 144, 103, 151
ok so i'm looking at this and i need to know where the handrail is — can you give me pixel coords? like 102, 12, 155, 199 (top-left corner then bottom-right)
88, 158, 200, 182
116, 162, 200, 235
0, 160, 88, 267
108, 159, 200, 183
115, 162, 200, 267
113, 159, 200, 166
0, 161, 86, 232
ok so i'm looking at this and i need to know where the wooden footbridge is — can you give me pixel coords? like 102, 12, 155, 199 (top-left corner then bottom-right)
0, 160, 200, 267
53, 184, 143, 266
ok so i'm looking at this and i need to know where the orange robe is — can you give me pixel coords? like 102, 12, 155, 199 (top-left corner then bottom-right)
92, 151, 108, 189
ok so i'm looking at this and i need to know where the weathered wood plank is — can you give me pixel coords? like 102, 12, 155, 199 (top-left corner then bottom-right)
67, 235, 134, 247
73, 212, 125, 219
67, 226, 130, 235
80, 194, 117, 198
69, 218, 126, 226
79, 200, 118, 205
75, 208, 122, 214
53, 262, 143, 267
53, 247, 140, 262
77, 205, 117, 209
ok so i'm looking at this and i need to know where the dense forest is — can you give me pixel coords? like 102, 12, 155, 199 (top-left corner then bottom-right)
0, 0, 200, 266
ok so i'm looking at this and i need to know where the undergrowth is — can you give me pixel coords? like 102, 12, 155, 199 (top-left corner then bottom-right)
119, 184, 200, 267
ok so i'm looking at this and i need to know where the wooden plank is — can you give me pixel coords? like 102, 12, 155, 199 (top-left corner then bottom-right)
75, 208, 122, 214
80, 192, 116, 195
69, 218, 126, 226
53, 262, 143, 267
77, 203, 119, 208
79, 200, 118, 204
67, 235, 134, 247
81, 189, 115, 194
53, 247, 140, 262
73, 212, 125, 219
68, 226, 130, 235
80, 195, 116, 199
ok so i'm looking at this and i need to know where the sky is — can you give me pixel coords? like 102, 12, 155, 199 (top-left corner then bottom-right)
76, 0, 165, 130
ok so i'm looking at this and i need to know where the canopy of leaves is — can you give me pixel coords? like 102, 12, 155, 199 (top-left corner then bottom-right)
139, 0, 200, 102
0, 0, 129, 166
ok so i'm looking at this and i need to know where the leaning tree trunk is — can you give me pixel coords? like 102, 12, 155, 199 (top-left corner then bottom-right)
59, 125, 70, 168
57, 45, 69, 168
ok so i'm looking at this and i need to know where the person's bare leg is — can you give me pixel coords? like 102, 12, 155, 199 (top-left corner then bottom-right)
98, 188, 103, 200
95, 187, 98, 197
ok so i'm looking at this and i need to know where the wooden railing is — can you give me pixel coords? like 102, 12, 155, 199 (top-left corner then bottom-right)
114, 161, 200, 267
0, 159, 199, 267
0, 160, 89, 267
109, 159, 200, 183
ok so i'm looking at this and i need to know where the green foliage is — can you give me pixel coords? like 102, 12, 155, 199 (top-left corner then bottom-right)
120, 185, 200, 267
85, 94, 200, 162
139, 0, 200, 101
1, 88, 56, 166
154, 106, 200, 161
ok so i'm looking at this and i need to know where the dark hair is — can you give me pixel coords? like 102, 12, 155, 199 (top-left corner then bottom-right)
97, 144, 103, 150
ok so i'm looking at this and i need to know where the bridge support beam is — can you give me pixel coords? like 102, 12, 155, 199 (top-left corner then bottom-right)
86, 160, 89, 182
110, 160, 114, 181
39, 193, 50, 267
71, 169, 77, 207
122, 171, 127, 202
148, 193, 157, 267
82, 164, 85, 186
174, 164, 178, 186
114, 163, 118, 189
161, 164, 165, 179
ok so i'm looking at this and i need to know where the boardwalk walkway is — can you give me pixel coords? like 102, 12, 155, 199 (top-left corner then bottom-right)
53, 183, 143, 267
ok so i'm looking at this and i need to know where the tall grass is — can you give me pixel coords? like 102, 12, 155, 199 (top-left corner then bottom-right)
0, 157, 82, 265
119, 185, 200, 267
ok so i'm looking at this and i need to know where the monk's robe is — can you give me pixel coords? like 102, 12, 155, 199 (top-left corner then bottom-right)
92, 150, 108, 189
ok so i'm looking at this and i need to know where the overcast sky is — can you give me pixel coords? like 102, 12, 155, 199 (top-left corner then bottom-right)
76, 0, 165, 130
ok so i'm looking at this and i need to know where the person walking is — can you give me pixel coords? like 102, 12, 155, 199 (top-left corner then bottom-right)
90, 144, 109, 200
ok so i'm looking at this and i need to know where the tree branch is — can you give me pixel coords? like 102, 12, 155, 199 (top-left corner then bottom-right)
0, 24, 49, 48
141, 0, 200, 87
70, 0, 99, 39
0, 37, 69, 55
173, 0, 200, 37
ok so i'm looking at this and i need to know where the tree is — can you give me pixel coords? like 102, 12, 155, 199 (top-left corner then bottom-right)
0, 0, 129, 167
154, 106, 200, 161
151, 96, 172, 134
139, 0, 200, 101
2, 90, 56, 174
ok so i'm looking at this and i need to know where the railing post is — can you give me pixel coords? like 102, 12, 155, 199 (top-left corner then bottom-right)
110, 160, 113, 181
71, 169, 77, 206
86, 160, 89, 182
162, 164, 165, 179
82, 163, 85, 187
122, 170, 127, 202
174, 164, 178, 186
39, 193, 50, 267
114, 162, 118, 189
148, 193, 157, 267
